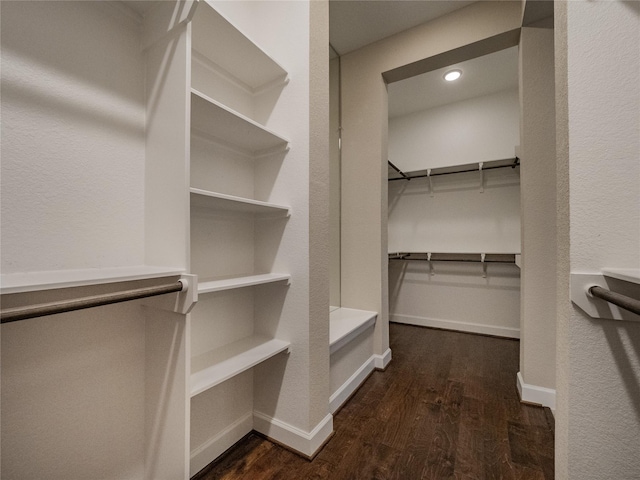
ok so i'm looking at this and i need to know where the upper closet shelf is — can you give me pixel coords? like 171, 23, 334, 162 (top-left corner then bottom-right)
190, 188, 290, 216
191, 89, 289, 155
389, 252, 518, 263
192, 1, 288, 92
0, 265, 185, 295
388, 157, 519, 181
198, 273, 290, 294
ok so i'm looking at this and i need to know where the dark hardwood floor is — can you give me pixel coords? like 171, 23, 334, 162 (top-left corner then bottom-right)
193, 323, 555, 479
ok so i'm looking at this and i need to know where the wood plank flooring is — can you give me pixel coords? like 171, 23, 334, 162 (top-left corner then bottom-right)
193, 324, 554, 479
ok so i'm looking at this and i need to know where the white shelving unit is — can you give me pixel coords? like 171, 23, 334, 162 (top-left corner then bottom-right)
187, 1, 293, 474
1, 2, 313, 478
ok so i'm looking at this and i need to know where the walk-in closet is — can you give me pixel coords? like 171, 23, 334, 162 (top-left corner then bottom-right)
2, 1, 639, 479
387, 47, 522, 339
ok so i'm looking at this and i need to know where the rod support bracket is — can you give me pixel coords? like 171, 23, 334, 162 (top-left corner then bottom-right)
144, 274, 199, 315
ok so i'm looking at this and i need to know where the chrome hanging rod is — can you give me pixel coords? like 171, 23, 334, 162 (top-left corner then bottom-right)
388, 157, 519, 182
588, 286, 640, 316
1, 281, 185, 324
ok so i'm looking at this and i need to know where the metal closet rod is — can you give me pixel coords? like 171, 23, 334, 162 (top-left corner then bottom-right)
388, 157, 520, 181
0, 281, 185, 324
589, 286, 640, 316
389, 253, 516, 263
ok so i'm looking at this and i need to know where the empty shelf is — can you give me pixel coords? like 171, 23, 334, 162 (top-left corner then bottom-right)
198, 273, 290, 294
330, 307, 377, 355
389, 252, 518, 263
0, 265, 185, 295
190, 336, 290, 396
191, 89, 289, 154
388, 157, 519, 181
192, 1, 287, 91
190, 188, 290, 215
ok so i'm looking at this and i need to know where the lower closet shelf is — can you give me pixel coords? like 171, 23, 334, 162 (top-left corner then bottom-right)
190, 336, 290, 397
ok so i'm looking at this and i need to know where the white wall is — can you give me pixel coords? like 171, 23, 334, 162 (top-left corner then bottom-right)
518, 25, 557, 406
329, 57, 341, 307
389, 89, 520, 170
0, 1, 146, 273
387, 88, 521, 338
1, 4, 155, 478
556, 1, 640, 477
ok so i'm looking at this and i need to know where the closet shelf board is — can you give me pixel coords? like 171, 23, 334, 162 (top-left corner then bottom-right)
601, 268, 640, 285
0, 266, 185, 295
191, 89, 289, 154
388, 252, 519, 263
198, 273, 290, 294
190, 188, 290, 215
388, 157, 519, 181
192, 1, 287, 92
190, 336, 290, 396
330, 307, 377, 355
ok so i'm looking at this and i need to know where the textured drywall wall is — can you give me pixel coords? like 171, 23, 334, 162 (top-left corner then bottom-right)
556, 1, 640, 477
389, 89, 520, 170
0, 1, 146, 273
519, 26, 557, 394
340, 1, 522, 359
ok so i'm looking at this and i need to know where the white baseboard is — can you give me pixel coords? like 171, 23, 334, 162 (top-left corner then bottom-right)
391, 314, 520, 339
330, 355, 376, 414
190, 411, 253, 476
374, 348, 392, 369
253, 411, 333, 458
517, 371, 556, 410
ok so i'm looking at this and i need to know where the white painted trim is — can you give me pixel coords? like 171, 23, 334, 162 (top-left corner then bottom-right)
391, 314, 520, 339
517, 371, 556, 410
189, 411, 253, 476
374, 348, 392, 369
253, 412, 333, 458
329, 355, 376, 414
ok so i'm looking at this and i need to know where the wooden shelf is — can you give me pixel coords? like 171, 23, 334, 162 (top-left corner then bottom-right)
330, 308, 377, 355
190, 188, 290, 216
191, 89, 289, 155
190, 335, 290, 397
198, 273, 290, 294
0, 266, 185, 295
192, 1, 287, 92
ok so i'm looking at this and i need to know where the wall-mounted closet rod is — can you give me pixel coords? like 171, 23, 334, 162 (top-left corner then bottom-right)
388, 160, 410, 180
1, 281, 185, 324
388, 157, 519, 182
589, 286, 640, 316
389, 253, 516, 263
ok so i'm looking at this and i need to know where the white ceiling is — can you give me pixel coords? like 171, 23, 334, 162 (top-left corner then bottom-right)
388, 46, 519, 118
329, 0, 475, 56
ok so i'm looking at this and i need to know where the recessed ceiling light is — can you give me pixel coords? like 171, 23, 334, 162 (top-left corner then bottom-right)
444, 69, 462, 82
